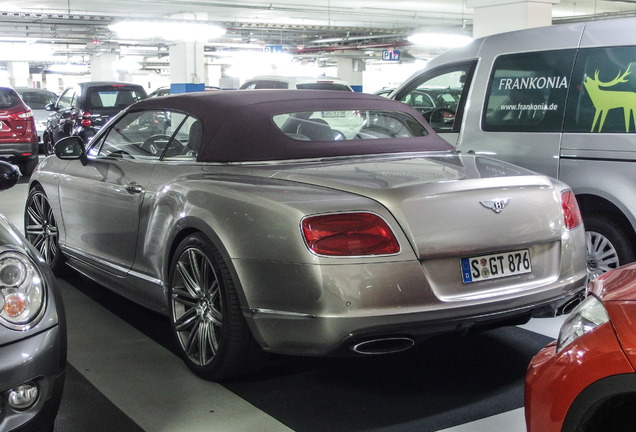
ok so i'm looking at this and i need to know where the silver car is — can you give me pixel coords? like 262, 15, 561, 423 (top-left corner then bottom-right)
26, 90, 587, 380
0, 161, 66, 431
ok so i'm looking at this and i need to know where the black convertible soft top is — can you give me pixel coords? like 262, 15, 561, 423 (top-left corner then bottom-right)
129, 89, 453, 162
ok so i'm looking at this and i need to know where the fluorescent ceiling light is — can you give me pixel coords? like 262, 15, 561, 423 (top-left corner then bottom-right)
0, 42, 57, 61
109, 20, 225, 42
408, 32, 472, 48
47, 63, 90, 74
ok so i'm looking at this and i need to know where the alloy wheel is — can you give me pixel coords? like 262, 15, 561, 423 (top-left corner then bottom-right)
586, 230, 620, 280
25, 190, 59, 266
170, 246, 223, 367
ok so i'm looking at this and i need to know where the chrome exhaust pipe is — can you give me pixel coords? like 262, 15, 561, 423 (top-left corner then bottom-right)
558, 296, 583, 315
350, 337, 415, 355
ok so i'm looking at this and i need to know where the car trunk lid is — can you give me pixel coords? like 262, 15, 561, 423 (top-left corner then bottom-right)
269, 153, 564, 260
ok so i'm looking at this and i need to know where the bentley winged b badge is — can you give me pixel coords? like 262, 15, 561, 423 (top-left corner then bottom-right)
480, 198, 511, 214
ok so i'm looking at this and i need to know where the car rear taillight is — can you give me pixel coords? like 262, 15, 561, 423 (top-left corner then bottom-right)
80, 111, 92, 127
301, 212, 400, 256
561, 190, 583, 230
8, 110, 33, 120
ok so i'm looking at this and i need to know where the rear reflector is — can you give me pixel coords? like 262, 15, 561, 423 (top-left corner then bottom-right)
301, 212, 400, 256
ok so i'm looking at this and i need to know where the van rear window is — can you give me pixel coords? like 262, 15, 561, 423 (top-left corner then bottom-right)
483, 50, 576, 132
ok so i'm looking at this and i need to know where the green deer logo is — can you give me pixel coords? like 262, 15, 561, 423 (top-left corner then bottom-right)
584, 65, 636, 132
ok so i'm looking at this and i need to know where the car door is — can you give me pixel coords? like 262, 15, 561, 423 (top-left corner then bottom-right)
56, 110, 164, 276
50, 87, 77, 142
458, 49, 577, 178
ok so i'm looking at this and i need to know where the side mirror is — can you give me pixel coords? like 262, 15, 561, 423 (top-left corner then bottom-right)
0, 161, 19, 191
54, 136, 88, 165
45, 103, 56, 112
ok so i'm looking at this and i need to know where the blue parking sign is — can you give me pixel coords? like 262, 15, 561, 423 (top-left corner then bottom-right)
382, 49, 401, 61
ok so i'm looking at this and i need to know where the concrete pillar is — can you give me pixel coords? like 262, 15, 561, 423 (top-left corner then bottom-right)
91, 52, 119, 81
467, 0, 560, 38
7, 62, 30, 88
206, 64, 223, 88
169, 41, 205, 93
336, 55, 364, 92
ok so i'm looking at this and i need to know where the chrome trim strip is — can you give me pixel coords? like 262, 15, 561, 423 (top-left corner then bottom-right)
250, 308, 317, 319
61, 245, 163, 286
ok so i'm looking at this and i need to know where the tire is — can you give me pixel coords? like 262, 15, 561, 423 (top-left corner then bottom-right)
585, 214, 636, 279
24, 186, 66, 274
19, 157, 38, 176
168, 233, 265, 380
43, 133, 55, 156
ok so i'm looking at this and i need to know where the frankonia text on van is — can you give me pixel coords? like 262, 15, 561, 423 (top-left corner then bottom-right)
498, 76, 568, 90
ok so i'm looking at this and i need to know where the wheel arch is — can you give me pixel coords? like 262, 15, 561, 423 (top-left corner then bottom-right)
562, 374, 636, 432
576, 193, 636, 245
163, 220, 250, 310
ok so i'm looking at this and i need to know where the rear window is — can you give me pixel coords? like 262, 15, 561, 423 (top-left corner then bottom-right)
296, 83, 352, 91
17, 91, 57, 109
86, 87, 146, 109
273, 109, 428, 141
0, 89, 23, 109
241, 80, 289, 89
483, 49, 576, 132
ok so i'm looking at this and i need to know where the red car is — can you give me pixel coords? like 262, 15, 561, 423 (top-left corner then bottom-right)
525, 264, 636, 432
0, 87, 39, 175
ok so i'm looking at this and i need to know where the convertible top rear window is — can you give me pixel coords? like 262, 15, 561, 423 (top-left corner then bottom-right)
273, 110, 428, 142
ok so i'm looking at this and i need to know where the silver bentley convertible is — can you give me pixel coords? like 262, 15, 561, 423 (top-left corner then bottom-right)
25, 90, 587, 380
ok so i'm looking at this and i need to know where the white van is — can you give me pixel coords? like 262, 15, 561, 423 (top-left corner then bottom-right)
392, 17, 636, 278
239, 75, 353, 91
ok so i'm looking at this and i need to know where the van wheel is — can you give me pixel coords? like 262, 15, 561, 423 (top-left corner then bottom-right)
585, 214, 636, 279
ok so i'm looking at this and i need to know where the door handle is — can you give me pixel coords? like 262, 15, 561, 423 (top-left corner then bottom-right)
124, 182, 144, 194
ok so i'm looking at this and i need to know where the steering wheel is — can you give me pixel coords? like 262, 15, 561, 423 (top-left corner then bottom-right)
428, 108, 456, 131
141, 134, 173, 155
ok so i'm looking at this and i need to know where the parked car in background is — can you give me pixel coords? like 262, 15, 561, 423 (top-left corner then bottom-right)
42, 81, 147, 154
14, 87, 58, 152
28, 90, 586, 380
239, 75, 353, 91
147, 85, 221, 98
391, 17, 636, 279
526, 263, 636, 432
374, 88, 395, 97
147, 86, 171, 98
0, 87, 39, 175
0, 160, 66, 431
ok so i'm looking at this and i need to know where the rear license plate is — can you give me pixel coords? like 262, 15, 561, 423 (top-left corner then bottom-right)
461, 249, 531, 283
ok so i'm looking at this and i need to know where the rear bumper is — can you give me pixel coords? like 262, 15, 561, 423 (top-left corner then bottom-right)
239, 256, 587, 355
0, 141, 39, 162
251, 288, 585, 356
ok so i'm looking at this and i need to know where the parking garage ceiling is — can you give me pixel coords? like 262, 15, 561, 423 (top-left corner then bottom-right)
1, 0, 636, 71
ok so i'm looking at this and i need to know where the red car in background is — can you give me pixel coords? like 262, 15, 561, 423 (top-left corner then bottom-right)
0, 87, 38, 175
525, 264, 636, 432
